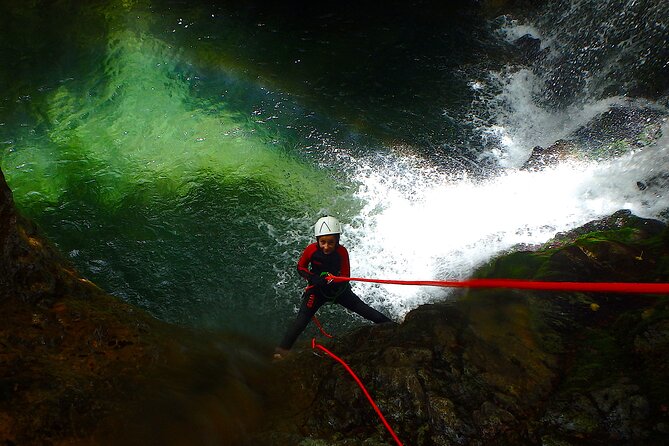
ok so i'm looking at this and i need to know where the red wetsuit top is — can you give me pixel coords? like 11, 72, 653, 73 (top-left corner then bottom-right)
297, 243, 350, 295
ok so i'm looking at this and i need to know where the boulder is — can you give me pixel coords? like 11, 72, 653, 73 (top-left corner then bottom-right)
514, 33, 544, 65
522, 139, 579, 170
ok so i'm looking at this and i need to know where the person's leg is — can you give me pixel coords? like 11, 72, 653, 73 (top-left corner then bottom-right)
337, 289, 392, 323
278, 290, 327, 351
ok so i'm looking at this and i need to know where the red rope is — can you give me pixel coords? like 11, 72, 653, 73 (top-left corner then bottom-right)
311, 338, 404, 446
328, 275, 669, 294
312, 316, 334, 338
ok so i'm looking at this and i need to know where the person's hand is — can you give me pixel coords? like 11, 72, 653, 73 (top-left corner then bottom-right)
310, 273, 329, 287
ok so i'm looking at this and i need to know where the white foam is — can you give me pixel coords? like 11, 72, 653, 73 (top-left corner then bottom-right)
344, 130, 669, 319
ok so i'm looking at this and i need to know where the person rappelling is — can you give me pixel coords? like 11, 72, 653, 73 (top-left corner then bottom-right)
274, 216, 393, 360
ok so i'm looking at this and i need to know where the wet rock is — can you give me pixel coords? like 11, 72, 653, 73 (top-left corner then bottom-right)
522, 104, 666, 172
593, 381, 650, 437
541, 380, 653, 443
570, 105, 666, 156
522, 139, 579, 170
634, 318, 669, 353
542, 209, 666, 249
513, 33, 543, 64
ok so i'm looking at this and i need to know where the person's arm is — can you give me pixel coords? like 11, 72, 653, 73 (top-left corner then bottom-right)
297, 243, 318, 281
338, 245, 351, 277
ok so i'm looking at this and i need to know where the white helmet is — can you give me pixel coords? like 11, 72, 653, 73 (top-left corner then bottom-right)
314, 216, 342, 238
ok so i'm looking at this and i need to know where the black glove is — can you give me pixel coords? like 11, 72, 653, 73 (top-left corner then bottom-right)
310, 273, 329, 287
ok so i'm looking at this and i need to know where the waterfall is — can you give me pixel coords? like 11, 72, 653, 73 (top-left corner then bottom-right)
337, 1, 669, 318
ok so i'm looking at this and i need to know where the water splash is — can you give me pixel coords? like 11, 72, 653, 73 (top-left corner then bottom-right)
470, 4, 669, 168
339, 9, 669, 318
343, 123, 669, 319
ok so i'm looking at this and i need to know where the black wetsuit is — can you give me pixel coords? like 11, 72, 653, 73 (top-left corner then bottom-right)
278, 242, 391, 350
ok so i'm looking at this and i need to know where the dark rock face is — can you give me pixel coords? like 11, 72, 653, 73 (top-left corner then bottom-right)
0, 168, 270, 445
2, 164, 669, 445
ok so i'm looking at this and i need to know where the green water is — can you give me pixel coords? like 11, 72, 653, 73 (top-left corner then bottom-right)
0, 0, 494, 342
1, 1, 344, 336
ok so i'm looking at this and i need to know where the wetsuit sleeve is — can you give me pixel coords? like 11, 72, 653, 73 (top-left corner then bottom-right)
338, 245, 351, 277
297, 243, 318, 281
